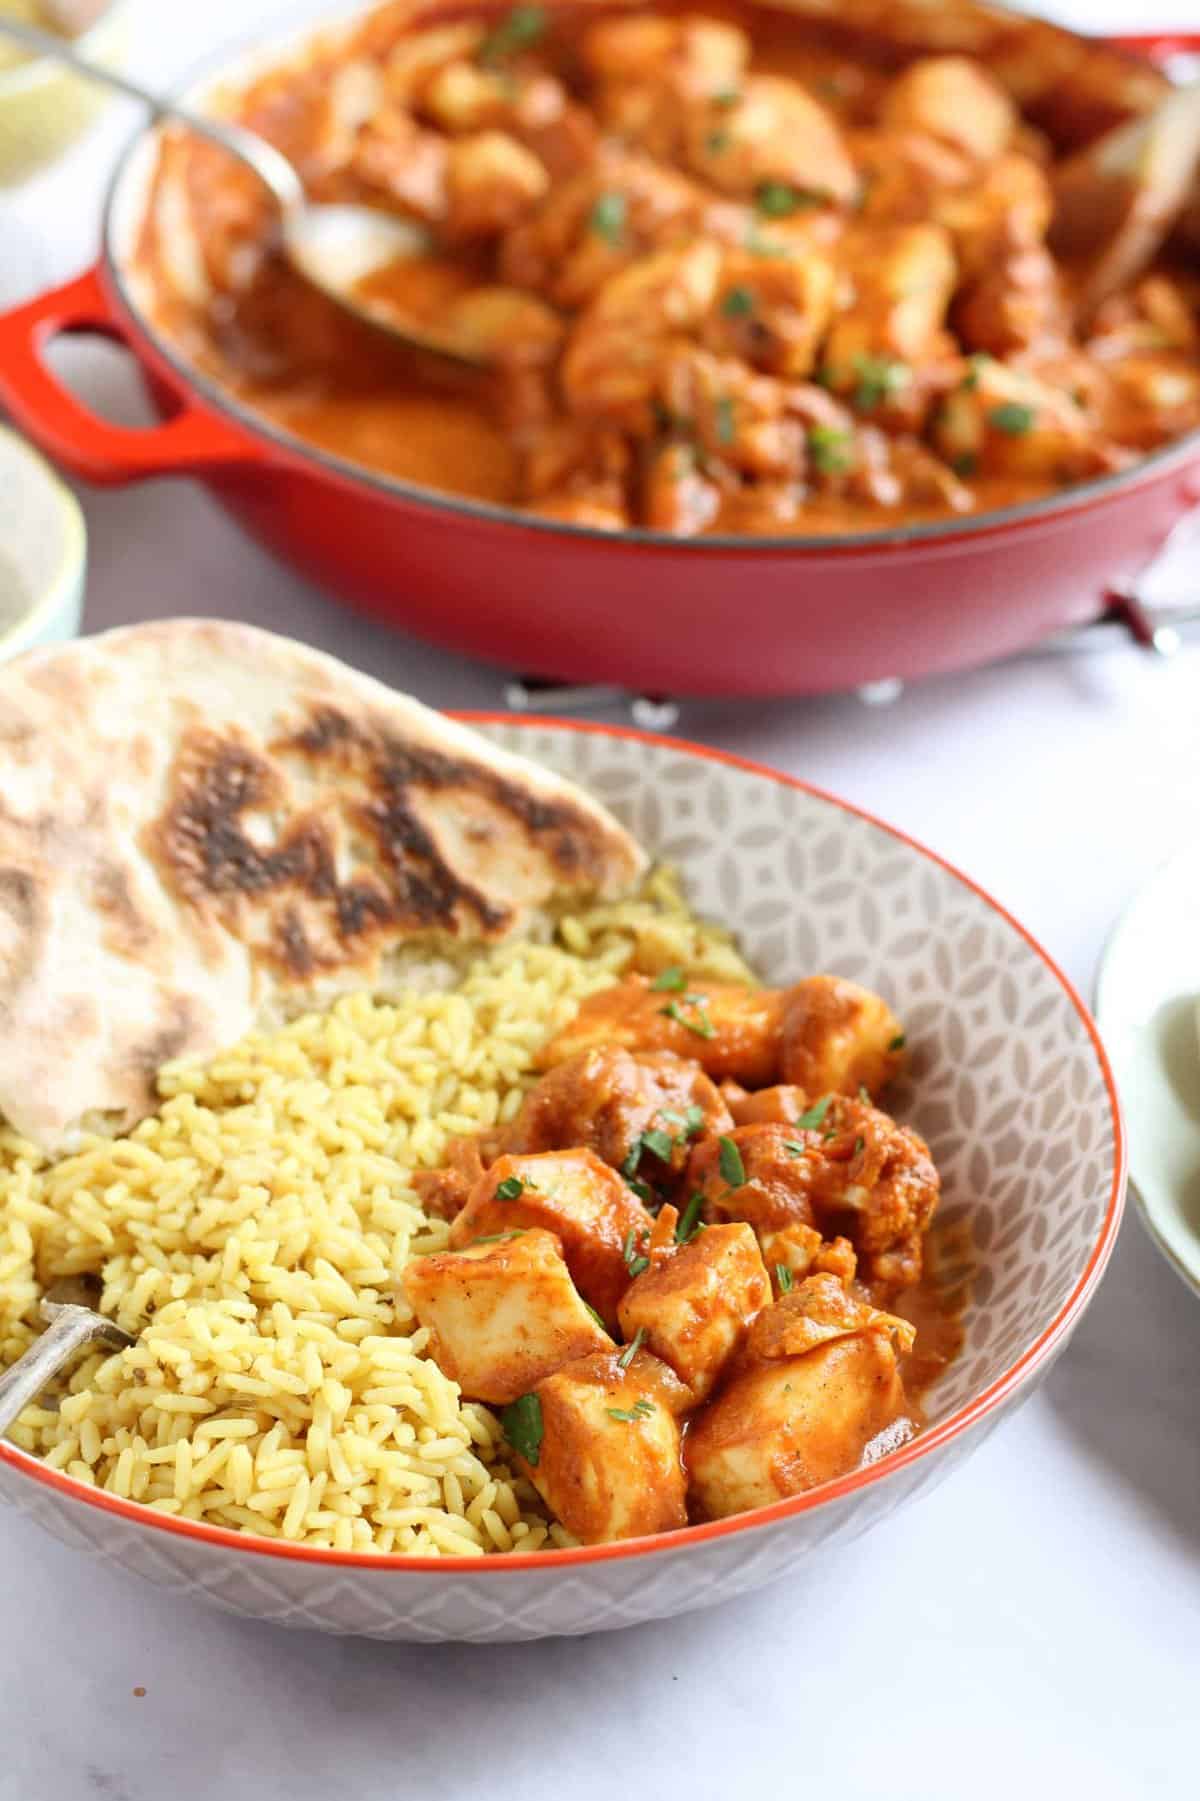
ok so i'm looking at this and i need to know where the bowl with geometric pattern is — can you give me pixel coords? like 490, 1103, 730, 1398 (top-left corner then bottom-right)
0, 720, 1124, 1640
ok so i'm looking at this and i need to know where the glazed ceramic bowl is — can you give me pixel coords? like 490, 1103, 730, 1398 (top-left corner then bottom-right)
0, 721, 1124, 1641
0, 1, 133, 185
0, 3, 1197, 694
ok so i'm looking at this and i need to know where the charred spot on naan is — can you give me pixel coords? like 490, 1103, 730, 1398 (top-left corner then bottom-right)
149, 707, 627, 982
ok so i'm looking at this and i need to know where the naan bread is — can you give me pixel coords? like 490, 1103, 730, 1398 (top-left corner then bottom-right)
0, 619, 645, 1149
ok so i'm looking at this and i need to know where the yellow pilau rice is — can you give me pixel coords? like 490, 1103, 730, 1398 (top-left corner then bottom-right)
0, 875, 750, 1556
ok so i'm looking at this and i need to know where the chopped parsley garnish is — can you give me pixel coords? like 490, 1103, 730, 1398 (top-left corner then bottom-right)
584, 1301, 608, 1333
494, 1175, 525, 1202
713, 397, 736, 445
721, 285, 755, 318
479, 5, 545, 65
607, 1398, 655, 1423
989, 401, 1034, 436
782, 1140, 809, 1157
640, 1126, 675, 1163
500, 1392, 544, 1465
660, 1104, 706, 1146
888, 1033, 907, 1051
627, 1176, 655, 1204
617, 1327, 647, 1371
718, 1135, 746, 1188
775, 1263, 794, 1293
962, 353, 991, 392
851, 354, 912, 413
470, 1229, 526, 1245
951, 452, 979, 478
623, 1122, 679, 1184
589, 190, 627, 245
755, 180, 821, 218
706, 128, 731, 155
853, 1136, 865, 1156
622, 1227, 650, 1279
675, 1191, 705, 1243
807, 425, 854, 475
660, 997, 717, 1039
793, 1096, 832, 1132
652, 966, 688, 992
712, 86, 741, 108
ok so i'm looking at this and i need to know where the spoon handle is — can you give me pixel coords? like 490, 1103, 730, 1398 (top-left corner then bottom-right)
0, 16, 303, 211
0, 1309, 122, 1440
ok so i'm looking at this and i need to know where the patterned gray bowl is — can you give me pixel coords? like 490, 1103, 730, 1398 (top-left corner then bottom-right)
0, 720, 1124, 1641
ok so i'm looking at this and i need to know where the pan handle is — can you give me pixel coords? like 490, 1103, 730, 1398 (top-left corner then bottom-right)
0, 265, 264, 486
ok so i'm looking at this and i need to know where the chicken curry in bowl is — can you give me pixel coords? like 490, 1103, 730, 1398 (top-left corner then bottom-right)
404, 969, 952, 1544
134, 1, 1200, 538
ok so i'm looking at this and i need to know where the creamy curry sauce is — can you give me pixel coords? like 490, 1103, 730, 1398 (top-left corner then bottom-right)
134, 1, 1200, 534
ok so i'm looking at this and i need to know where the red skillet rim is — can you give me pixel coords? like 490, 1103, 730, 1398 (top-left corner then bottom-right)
0, 719, 1128, 1574
97, 8, 1200, 556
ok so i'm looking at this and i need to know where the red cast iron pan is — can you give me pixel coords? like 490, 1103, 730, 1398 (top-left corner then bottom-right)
0, 5, 1197, 698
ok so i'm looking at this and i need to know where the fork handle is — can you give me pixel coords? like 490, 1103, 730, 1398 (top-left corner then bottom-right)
0, 1311, 118, 1440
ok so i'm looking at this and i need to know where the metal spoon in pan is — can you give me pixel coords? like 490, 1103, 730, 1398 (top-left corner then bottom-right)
0, 14, 487, 368
0, 1276, 134, 1440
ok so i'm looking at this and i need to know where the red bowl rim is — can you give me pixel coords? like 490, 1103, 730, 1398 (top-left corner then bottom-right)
0, 719, 1128, 1575
96, 3, 1200, 556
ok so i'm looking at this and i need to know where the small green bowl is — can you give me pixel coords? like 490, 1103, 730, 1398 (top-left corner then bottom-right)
0, 423, 86, 662
0, 1, 133, 186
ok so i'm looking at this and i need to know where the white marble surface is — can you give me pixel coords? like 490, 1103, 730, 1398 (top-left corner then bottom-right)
2, 3, 1200, 1797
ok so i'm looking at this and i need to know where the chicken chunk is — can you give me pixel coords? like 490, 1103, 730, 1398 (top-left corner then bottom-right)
617, 1222, 770, 1403
822, 224, 959, 427
761, 1222, 858, 1291
402, 1229, 611, 1404
728, 1084, 811, 1127
560, 242, 724, 430
444, 131, 549, 240
520, 417, 632, 524
657, 346, 808, 478
799, 1097, 941, 1299
641, 440, 724, 536
852, 129, 975, 227
935, 153, 1054, 278
539, 975, 787, 1088
954, 244, 1067, 356
686, 1316, 913, 1518
411, 1131, 492, 1222
878, 56, 1017, 165
1098, 356, 1200, 452
780, 976, 905, 1098
516, 1348, 691, 1543
506, 1047, 732, 1192
439, 285, 564, 373
682, 76, 859, 208
349, 108, 448, 222
932, 354, 1113, 481
448, 1149, 655, 1327
689, 1123, 822, 1239
701, 248, 838, 379
742, 1272, 915, 1363
582, 14, 748, 94
500, 152, 716, 309
690, 1099, 938, 1300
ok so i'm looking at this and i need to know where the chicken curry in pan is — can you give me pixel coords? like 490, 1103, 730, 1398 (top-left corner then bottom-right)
401, 971, 950, 1544
136, 2, 1200, 538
